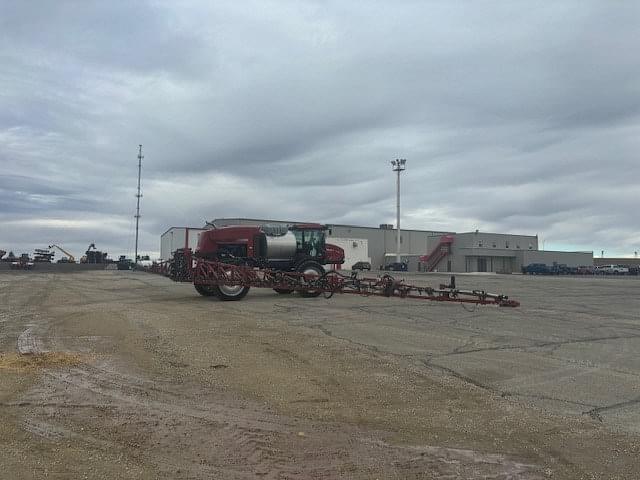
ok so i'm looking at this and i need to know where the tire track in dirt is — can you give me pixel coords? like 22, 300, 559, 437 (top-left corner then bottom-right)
16, 358, 543, 479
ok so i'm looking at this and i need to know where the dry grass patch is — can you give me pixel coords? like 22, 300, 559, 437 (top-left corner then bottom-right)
0, 352, 84, 372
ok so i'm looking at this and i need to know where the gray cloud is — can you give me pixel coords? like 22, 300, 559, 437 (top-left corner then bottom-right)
1, 1, 639, 258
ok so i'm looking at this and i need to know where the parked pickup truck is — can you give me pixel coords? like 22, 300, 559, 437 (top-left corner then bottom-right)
595, 265, 629, 275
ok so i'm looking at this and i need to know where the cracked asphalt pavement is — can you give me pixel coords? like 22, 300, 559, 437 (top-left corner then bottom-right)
1, 270, 639, 479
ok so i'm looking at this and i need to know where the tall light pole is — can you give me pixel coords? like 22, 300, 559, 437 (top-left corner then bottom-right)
134, 145, 143, 266
391, 158, 406, 263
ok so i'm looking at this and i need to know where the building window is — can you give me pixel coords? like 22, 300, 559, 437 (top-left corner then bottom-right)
478, 241, 483, 247
492, 243, 496, 248
505, 241, 510, 249
328, 229, 332, 235
516, 245, 520, 249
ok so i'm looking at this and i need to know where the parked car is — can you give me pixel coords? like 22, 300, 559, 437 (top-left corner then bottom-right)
351, 261, 371, 271
524, 263, 549, 275
549, 264, 573, 275
381, 262, 408, 272
576, 265, 594, 275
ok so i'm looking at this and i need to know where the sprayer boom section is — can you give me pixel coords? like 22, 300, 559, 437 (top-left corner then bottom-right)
167, 252, 519, 307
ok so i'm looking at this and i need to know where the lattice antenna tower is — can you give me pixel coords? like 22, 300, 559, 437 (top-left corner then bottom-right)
134, 144, 143, 265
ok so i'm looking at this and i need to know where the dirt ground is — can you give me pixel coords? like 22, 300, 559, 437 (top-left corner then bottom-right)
1, 270, 639, 479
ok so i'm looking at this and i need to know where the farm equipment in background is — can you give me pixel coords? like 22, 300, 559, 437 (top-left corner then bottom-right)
11, 254, 34, 270
82, 243, 107, 264
49, 244, 76, 263
33, 249, 55, 263
163, 223, 518, 307
117, 256, 133, 270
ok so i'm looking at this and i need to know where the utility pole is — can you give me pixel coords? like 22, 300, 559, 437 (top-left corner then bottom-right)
134, 145, 143, 266
391, 159, 406, 263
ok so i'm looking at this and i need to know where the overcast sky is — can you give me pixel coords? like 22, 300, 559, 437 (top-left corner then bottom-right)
1, 1, 639, 259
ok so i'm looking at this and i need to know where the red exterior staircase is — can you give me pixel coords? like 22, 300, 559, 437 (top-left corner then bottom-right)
419, 235, 454, 272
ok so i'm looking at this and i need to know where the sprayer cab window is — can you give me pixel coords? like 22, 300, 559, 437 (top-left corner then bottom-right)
293, 230, 304, 252
303, 230, 325, 257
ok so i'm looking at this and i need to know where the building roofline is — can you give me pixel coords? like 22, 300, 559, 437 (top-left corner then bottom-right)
209, 219, 553, 238
328, 224, 452, 234
210, 218, 304, 226
596, 257, 639, 260
457, 247, 592, 254
458, 247, 525, 251
531, 249, 593, 254
457, 231, 538, 238
210, 218, 452, 234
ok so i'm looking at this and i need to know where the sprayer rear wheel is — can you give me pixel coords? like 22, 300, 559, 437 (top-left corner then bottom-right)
274, 288, 294, 294
216, 284, 250, 301
194, 284, 218, 297
297, 261, 325, 298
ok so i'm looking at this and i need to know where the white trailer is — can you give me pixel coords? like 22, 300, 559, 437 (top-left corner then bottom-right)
160, 227, 206, 262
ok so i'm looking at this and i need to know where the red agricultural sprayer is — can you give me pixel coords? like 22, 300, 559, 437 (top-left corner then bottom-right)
157, 223, 519, 308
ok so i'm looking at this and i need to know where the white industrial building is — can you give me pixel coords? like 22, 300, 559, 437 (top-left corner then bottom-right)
159, 218, 593, 273
423, 231, 592, 273
326, 237, 370, 269
159, 227, 206, 261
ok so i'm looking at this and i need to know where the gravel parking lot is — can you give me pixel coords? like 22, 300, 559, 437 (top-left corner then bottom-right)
1, 270, 639, 479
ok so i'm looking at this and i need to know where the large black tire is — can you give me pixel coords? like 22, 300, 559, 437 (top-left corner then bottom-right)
274, 288, 294, 294
297, 261, 325, 298
195, 284, 219, 297
216, 284, 250, 301
211, 261, 251, 301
